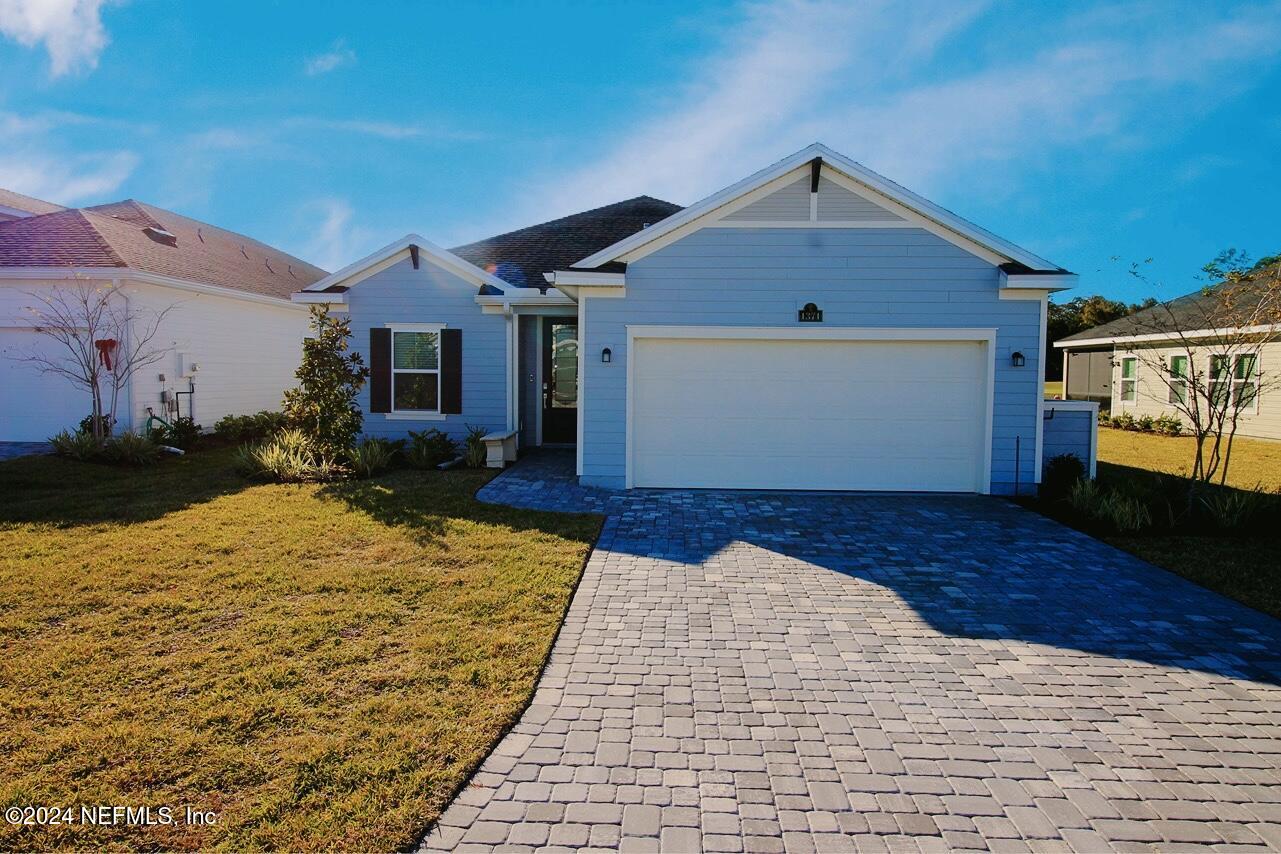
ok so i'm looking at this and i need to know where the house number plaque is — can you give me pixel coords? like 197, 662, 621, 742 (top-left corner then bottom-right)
798, 302, 823, 322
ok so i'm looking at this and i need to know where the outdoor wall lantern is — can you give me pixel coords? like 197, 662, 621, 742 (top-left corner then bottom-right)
1010, 351, 1026, 368
601, 347, 612, 363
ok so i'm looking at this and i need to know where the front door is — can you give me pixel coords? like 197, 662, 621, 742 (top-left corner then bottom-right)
541, 317, 578, 444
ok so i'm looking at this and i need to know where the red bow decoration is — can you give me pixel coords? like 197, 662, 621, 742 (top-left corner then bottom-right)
95, 338, 117, 371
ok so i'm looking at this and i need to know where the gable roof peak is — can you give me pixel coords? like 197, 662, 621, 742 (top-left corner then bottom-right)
574, 142, 1066, 274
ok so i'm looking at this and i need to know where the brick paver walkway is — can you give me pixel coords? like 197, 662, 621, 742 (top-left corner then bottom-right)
422, 451, 1281, 853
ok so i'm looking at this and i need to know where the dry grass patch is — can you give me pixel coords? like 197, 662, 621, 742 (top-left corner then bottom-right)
0, 448, 599, 850
1097, 427, 1281, 490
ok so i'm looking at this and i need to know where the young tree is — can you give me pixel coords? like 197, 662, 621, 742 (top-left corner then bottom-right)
1123, 255, 1281, 487
283, 306, 370, 456
14, 280, 174, 439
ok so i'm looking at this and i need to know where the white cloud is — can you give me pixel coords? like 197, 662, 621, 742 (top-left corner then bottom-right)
0, 0, 112, 76
488, 0, 1281, 239
282, 117, 488, 142
0, 109, 136, 203
304, 39, 356, 76
298, 198, 382, 272
0, 149, 137, 203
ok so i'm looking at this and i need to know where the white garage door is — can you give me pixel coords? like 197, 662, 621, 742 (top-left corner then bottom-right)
0, 329, 90, 441
630, 335, 989, 492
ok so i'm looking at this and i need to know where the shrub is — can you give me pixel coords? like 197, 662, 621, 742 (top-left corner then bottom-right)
78, 413, 115, 437
1068, 479, 1151, 533
1155, 413, 1184, 436
283, 307, 369, 457
150, 416, 202, 450
406, 428, 458, 469
347, 438, 398, 479
1136, 414, 1155, 433
1112, 411, 1136, 431
101, 431, 163, 466
236, 428, 343, 483
49, 429, 103, 461
1198, 486, 1274, 532
464, 425, 488, 469
1096, 411, 1112, 428
1040, 453, 1086, 501
214, 411, 287, 443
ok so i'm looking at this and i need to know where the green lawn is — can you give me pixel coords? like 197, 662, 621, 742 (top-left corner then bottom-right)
1095, 427, 1280, 618
0, 448, 600, 851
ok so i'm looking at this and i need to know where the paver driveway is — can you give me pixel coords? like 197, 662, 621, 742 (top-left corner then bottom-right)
422, 452, 1281, 853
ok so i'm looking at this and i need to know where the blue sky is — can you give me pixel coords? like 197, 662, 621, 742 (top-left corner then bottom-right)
1, 0, 1279, 303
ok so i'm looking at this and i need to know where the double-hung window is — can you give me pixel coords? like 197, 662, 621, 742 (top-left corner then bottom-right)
1168, 355, 1189, 405
391, 327, 442, 413
1233, 353, 1259, 411
1209, 355, 1231, 409
1119, 357, 1137, 403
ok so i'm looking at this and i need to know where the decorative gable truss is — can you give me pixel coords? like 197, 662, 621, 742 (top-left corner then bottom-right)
720, 174, 906, 226
571, 143, 1076, 293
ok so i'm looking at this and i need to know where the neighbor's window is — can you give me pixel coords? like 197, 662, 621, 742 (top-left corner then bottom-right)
392, 329, 440, 412
1120, 357, 1137, 403
1168, 354, 1189, 405
1233, 353, 1259, 410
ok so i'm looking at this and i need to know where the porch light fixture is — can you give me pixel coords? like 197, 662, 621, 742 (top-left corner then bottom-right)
601, 347, 612, 363
1010, 351, 1026, 368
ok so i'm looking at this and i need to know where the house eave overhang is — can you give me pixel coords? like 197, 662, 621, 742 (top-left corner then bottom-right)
999, 270, 1077, 292
474, 288, 575, 310
0, 266, 305, 308
1056, 323, 1281, 349
574, 142, 1064, 272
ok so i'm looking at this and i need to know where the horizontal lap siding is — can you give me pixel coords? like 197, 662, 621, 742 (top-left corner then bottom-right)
124, 283, 310, 432
581, 228, 1041, 493
1043, 409, 1094, 463
346, 257, 507, 442
1113, 341, 1281, 441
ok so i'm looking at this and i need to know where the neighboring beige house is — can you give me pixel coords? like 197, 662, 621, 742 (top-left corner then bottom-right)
0, 196, 327, 441
1056, 269, 1279, 441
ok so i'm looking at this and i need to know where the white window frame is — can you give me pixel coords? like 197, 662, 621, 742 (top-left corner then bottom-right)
1119, 356, 1138, 405
387, 322, 446, 419
1167, 354, 1189, 406
1230, 352, 1261, 415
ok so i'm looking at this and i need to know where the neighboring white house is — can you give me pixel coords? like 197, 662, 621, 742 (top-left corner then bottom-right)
0, 197, 327, 441
1056, 264, 1281, 441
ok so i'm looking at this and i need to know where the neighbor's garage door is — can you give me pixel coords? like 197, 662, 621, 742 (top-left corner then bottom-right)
0, 329, 88, 441
630, 336, 989, 492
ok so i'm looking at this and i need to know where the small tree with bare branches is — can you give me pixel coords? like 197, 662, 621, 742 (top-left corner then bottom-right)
13, 280, 176, 439
1122, 254, 1281, 488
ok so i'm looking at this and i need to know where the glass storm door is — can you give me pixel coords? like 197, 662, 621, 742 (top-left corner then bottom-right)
542, 317, 578, 444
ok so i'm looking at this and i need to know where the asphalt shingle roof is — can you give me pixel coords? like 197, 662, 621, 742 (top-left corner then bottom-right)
0, 188, 65, 217
450, 196, 682, 287
0, 200, 328, 299
1058, 263, 1281, 344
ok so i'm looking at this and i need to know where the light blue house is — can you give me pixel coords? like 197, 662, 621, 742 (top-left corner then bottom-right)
296, 143, 1086, 495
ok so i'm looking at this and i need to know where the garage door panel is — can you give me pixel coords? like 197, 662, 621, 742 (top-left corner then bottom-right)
631, 336, 987, 492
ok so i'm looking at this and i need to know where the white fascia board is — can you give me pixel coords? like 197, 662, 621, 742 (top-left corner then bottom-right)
292, 291, 348, 305
548, 270, 626, 287
0, 266, 303, 309
1000, 272, 1077, 292
1054, 323, 1281, 348
303, 233, 515, 295
475, 290, 574, 306
576, 142, 1065, 272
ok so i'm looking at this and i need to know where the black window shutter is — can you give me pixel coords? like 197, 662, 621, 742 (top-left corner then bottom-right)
441, 328, 462, 414
369, 328, 391, 413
